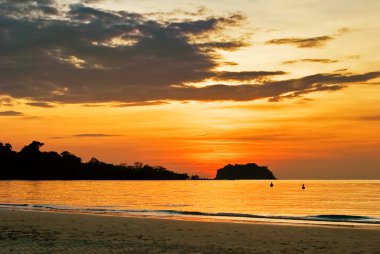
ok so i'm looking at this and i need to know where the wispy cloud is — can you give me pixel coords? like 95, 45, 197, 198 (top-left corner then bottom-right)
266, 35, 334, 48
73, 134, 120, 137
26, 102, 56, 108
0, 96, 15, 107
50, 134, 120, 139
146, 6, 210, 19
358, 115, 380, 121
164, 72, 380, 102
21, 116, 43, 120
0, 110, 23, 116
336, 27, 355, 35
282, 59, 338, 64
212, 71, 286, 81
113, 101, 169, 107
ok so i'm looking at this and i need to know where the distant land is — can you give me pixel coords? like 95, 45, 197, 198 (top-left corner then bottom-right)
0, 141, 276, 180
0, 141, 190, 180
215, 163, 276, 180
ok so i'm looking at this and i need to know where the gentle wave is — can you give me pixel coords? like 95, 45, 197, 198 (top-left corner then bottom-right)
158, 210, 380, 224
1, 203, 379, 225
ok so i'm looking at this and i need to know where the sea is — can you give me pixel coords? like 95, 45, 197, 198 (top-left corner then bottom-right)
0, 180, 379, 227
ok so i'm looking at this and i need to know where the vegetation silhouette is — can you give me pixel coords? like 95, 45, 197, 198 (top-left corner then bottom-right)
0, 141, 190, 180
215, 163, 276, 180
0, 142, 277, 180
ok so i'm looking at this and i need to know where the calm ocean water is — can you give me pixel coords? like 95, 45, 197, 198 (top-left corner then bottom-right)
0, 180, 379, 226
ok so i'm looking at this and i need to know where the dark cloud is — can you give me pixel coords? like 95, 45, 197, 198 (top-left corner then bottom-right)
73, 134, 120, 137
283, 59, 338, 64
213, 71, 286, 81
26, 102, 55, 107
0, 1, 379, 105
0, 2, 246, 103
162, 72, 379, 102
334, 68, 348, 73
221, 61, 238, 66
80, 0, 102, 4
266, 36, 333, 48
0, 0, 58, 18
0, 110, 23, 116
268, 84, 343, 102
197, 41, 250, 51
168, 14, 244, 35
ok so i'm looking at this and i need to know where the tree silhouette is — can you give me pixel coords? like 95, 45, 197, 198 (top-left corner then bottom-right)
19, 141, 44, 156
0, 143, 18, 179
0, 141, 190, 180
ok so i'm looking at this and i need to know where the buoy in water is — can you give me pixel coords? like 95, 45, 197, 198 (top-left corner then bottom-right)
302, 184, 305, 190
270, 182, 273, 187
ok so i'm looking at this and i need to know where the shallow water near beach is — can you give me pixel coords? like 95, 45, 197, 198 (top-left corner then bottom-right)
0, 180, 379, 226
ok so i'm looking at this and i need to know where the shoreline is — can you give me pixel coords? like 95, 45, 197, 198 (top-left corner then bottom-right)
1, 204, 379, 229
1, 209, 380, 253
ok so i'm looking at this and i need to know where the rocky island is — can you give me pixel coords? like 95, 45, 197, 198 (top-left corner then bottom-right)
215, 163, 276, 180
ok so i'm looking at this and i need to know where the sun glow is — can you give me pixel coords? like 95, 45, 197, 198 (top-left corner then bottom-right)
0, 0, 379, 179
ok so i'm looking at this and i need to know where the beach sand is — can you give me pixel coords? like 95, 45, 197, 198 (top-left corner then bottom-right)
0, 209, 379, 253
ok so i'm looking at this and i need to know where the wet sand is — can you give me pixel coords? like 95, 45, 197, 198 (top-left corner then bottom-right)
0, 209, 379, 253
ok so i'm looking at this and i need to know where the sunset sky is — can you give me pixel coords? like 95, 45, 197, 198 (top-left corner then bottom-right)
0, 0, 379, 179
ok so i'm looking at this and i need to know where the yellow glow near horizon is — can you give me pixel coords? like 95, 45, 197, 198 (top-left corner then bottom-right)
2, 83, 379, 178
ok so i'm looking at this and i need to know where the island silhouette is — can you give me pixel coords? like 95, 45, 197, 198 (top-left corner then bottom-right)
0, 141, 276, 180
215, 163, 276, 180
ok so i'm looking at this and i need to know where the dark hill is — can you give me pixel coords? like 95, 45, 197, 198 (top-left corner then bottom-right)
215, 163, 276, 180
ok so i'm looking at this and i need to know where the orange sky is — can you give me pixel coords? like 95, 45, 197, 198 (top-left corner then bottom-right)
0, 0, 379, 178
